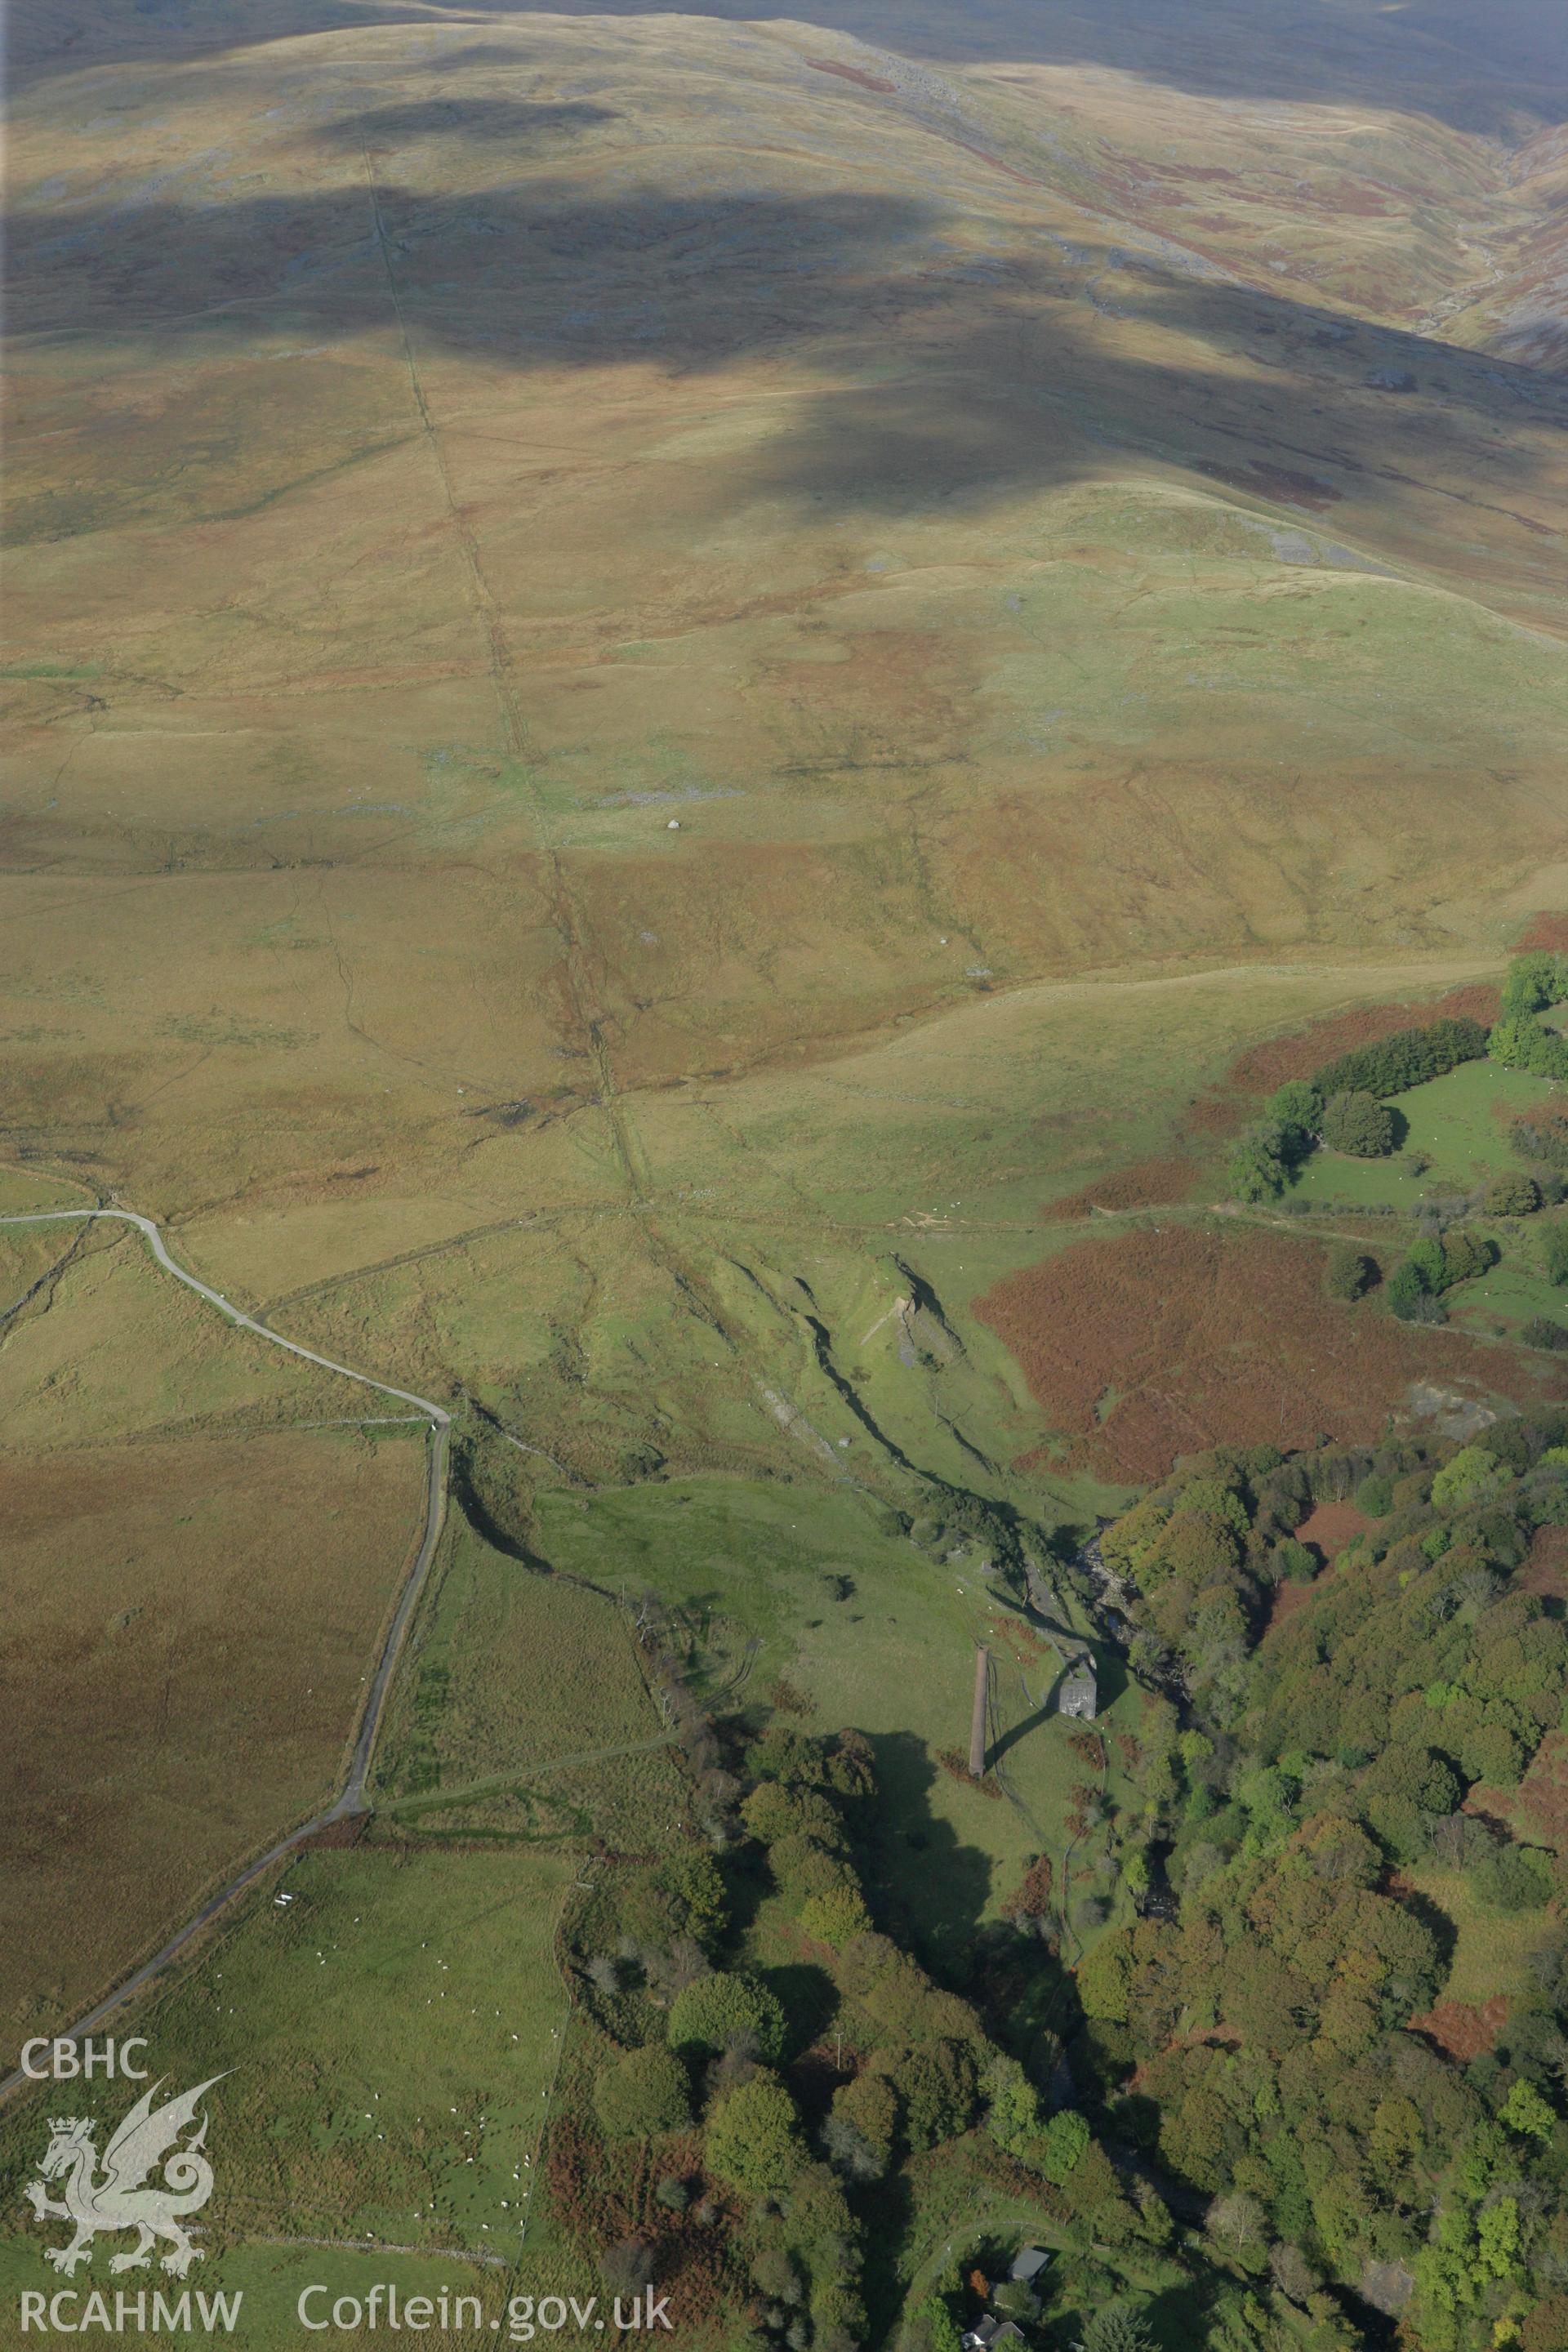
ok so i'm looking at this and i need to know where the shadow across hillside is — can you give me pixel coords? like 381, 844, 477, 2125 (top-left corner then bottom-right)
314, 97, 621, 149
12, 169, 1561, 556
862, 1729, 996, 1964
492, 0, 1568, 131
13, 0, 1568, 130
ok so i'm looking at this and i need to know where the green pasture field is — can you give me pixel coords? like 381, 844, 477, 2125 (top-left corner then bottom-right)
536, 1475, 1140, 1972
1446, 1241, 1568, 1343
695, 1223, 1120, 1518
1401, 1864, 1549, 2010
634, 960, 1501, 1235
1288, 1058, 1559, 1209
373, 1512, 688, 1851
0, 1847, 589, 2347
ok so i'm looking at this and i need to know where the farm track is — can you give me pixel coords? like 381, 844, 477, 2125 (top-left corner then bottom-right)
0, 1205, 452, 2105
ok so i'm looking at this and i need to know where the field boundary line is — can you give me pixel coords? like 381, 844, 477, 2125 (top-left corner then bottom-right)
0, 1205, 453, 2105
514, 1865, 583, 2261
246, 2233, 510, 2271
381, 1726, 685, 1820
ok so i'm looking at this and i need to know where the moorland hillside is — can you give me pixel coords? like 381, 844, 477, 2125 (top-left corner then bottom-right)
4, 0, 1568, 2200
7, 0, 1567, 1237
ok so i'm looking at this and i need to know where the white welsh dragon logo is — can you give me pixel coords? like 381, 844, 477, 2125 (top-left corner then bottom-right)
24, 2077, 226, 2278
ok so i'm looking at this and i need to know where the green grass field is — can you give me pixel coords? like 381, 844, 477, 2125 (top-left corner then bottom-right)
0, 1219, 390, 1446
1446, 1242, 1568, 1341
373, 1512, 688, 1850
1289, 1058, 1560, 1209
537, 1475, 1139, 1971
1403, 1864, 1548, 2009
0, 1846, 588, 2347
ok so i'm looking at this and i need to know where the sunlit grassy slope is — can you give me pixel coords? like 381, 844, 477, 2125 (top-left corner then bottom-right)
4, 0, 1567, 2069
7, 3, 1567, 1227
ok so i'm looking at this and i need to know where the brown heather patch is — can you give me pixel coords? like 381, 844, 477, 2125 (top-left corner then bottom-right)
299, 1812, 371, 1851
932, 2132, 1073, 2224
1194, 458, 1343, 509
978, 1224, 1566, 1482
1143, 162, 1241, 185
1004, 1855, 1054, 1917
1520, 1523, 1568, 1601
1459, 1785, 1517, 1837
1222, 982, 1501, 1099
985, 1611, 1054, 1664
1042, 1149, 1204, 1220
544, 2114, 738, 2325
938, 1748, 1004, 1797
946, 137, 1050, 187
1264, 1503, 1369, 1633
0, 1431, 425, 2041
1263, 1575, 1315, 1636
1408, 1995, 1508, 2062
1182, 1087, 1259, 1140
1322, 180, 1402, 216
1296, 1500, 1373, 1561
1166, 979, 1503, 1156
1515, 1731, 1568, 1851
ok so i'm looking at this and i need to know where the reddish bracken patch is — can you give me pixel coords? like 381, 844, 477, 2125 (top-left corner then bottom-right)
1041, 1151, 1203, 1221
946, 137, 1047, 185
1515, 1731, 1568, 1851
1004, 1855, 1054, 1917
938, 1748, 1004, 1797
1127, 2025, 1241, 2090
1265, 1505, 1367, 1634
1143, 162, 1241, 185
1296, 1501, 1372, 1561
1172, 980, 1500, 1152
1321, 179, 1400, 216
978, 1225, 1565, 1483
1460, 1784, 1517, 1837
1519, 1524, 1568, 1602
299, 1812, 370, 1851
1222, 982, 1500, 1100
546, 2116, 737, 2323
808, 57, 895, 91
1045, 985, 1505, 1214
1409, 1995, 1508, 2062
1521, 912, 1568, 952
986, 1612, 1054, 1664
1263, 1576, 1313, 1636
